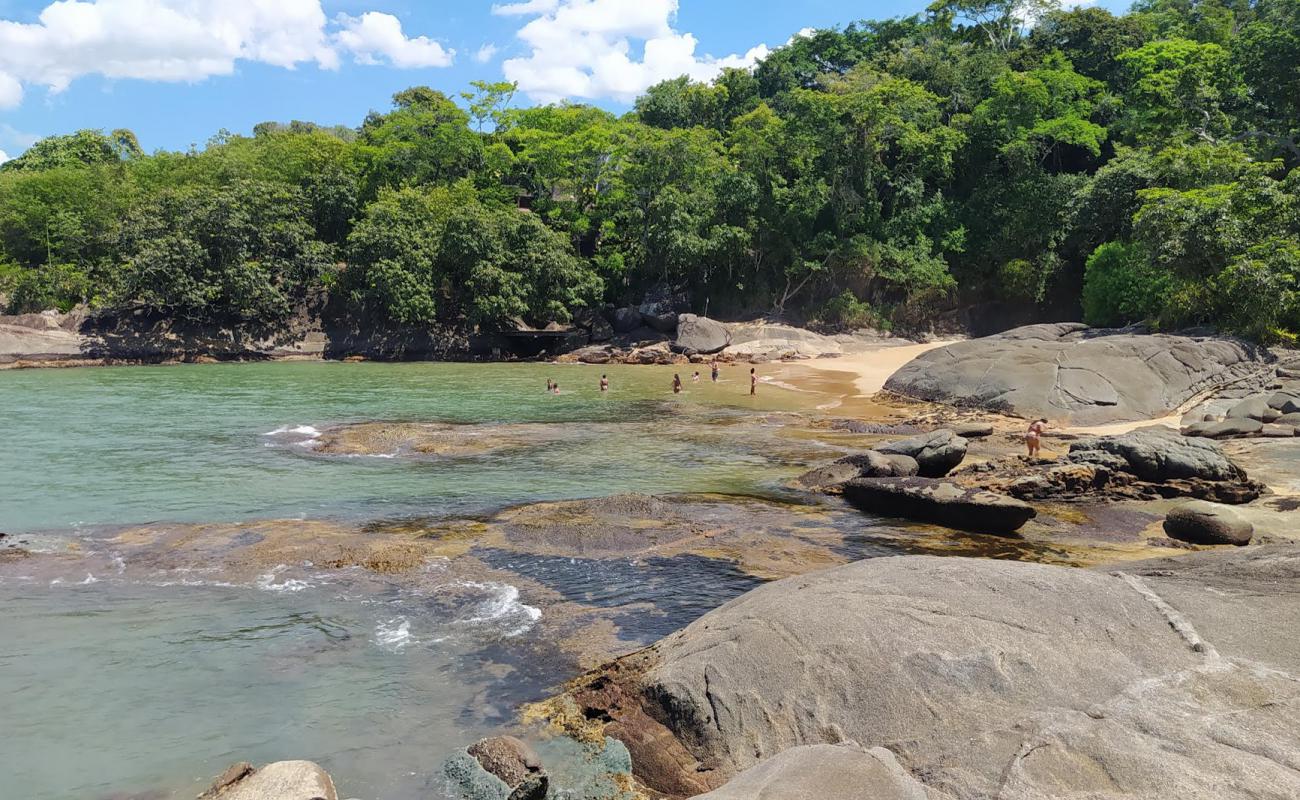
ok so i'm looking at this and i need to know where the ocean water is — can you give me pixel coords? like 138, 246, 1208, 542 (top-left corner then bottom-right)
0, 361, 865, 800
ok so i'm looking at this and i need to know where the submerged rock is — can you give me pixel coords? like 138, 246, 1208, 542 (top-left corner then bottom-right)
884, 323, 1273, 425
198, 761, 336, 800
842, 477, 1035, 534
1163, 500, 1254, 546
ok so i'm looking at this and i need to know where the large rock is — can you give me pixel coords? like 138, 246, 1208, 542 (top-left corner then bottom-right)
1163, 500, 1254, 546
877, 430, 968, 477
673, 314, 731, 355
1200, 418, 1264, 439
884, 324, 1273, 425
199, 761, 337, 800
842, 477, 1036, 534
794, 462, 864, 491
465, 736, 547, 799
1226, 394, 1274, 421
610, 307, 642, 334
582, 549, 1300, 799
836, 450, 921, 478
694, 744, 948, 800
1067, 427, 1242, 482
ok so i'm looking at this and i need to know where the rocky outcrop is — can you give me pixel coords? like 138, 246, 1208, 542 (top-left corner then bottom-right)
1068, 427, 1243, 483
695, 744, 948, 800
673, 315, 731, 355
837, 451, 921, 478
884, 323, 1273, 425
198, 760, 337, 800
1163, 500, 1254, 546
877, 429, 968, 478
546, 547, 1300, 799
466, 736, 548, 800
842, 478, 1036, 534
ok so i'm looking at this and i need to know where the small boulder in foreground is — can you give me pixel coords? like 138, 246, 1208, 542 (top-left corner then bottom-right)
1163, 500, 1254, 546
198, 761, 336, 800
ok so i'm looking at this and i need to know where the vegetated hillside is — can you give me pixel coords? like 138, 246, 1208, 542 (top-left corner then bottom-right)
1, 0, 1297, 341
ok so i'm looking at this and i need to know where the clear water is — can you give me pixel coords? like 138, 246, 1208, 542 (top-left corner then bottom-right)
0, 361, 867, 800
1, 361, 813, 534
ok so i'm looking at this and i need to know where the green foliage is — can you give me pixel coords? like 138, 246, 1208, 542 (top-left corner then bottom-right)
0, 0, 1297, 340
815, 290, 890, 330
7, 263, 91, 313
1081, 241, 1172, 326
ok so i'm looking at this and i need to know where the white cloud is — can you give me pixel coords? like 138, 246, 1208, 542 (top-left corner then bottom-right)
0, 0, 452, 108
499, 0, 769, 103
474, 43, 499, 64
0, 149, 9, 164
335, 12, 453, 68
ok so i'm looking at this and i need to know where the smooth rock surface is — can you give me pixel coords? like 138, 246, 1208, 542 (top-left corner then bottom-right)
884, 324, 1272, 425
628, 550, 1300, 799
1201, 418, 1265, 439
674, 315, 731, 355
202, 760, 337, 800
694, 744, 947, 800
835, 450, 921, 478
842, 477, 1035, 533
1068, 427, 1242, 482
877, 430, 968, 478
1163, 500, 1254, 545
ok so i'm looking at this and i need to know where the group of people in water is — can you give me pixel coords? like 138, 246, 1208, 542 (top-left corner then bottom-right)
546, 361, 759, 396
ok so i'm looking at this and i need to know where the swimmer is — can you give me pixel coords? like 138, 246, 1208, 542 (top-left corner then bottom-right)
600, 374, 609, 392
692, 371, 700, 383
672, 373, 683, 394
710, 361, 719, 382
750, 367, 757, 396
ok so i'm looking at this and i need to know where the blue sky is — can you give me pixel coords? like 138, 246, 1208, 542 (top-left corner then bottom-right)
0, 0, 1125, 161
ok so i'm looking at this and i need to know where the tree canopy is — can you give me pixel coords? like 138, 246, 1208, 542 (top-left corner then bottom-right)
1, 0, 1297, 340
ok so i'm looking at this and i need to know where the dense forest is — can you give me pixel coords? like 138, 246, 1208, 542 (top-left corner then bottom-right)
1, 0, 1297, 341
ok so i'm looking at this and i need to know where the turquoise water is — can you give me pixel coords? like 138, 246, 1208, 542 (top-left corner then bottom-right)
0, 361, 856, 800
1, 361, 811, 534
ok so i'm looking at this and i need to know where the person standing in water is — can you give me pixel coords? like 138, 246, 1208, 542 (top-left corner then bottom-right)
1027, 418, 1047, 457
546, 378, 554, 393
749, 367, 757, 396
710, 361, 720, 382
692, 371, 700, 383
600, 374, 609, 393
552, 381, 562, 395
672, 373, 683, 394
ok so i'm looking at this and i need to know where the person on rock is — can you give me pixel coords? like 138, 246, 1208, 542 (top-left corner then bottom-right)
1027, 418, 1047, 457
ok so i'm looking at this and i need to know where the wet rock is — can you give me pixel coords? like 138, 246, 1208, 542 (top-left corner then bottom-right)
467, 737, 547, 799
795, 462, 863, 491
827, 420, 921, 435
842, 477, 1036, 534
950, 422, 994, 438
884, 323, 1273, 425
199, 761, 336, 800
695, 744, 946, 800
877, 430, 968, 478
673, 314, 731, 355
1163, 500, 1254, 546
1200, 418, 1264, 439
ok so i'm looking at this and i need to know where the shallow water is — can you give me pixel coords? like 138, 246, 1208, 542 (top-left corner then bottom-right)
0, 361, 874, 799
2, 361, 816, 534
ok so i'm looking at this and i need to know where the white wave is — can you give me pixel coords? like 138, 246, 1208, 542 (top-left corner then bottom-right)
78, 573, 99, 585
262, 424, 321, 437
458, 581, 542, 637
374, 617, 415, 652
255, 565, 313, 593
111, 554, 127, 574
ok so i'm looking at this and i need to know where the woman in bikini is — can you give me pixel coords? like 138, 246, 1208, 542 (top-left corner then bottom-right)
1027, 418, 1047, 457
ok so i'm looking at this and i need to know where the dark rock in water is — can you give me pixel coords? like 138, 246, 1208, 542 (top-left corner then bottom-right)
835, 451, 920, 478
828, 419, 921, 435
694, 744, 936, 800
198, 761, 336, 800
883, 323, 1273, 425
1069, 427, 1242, 482
1200, 418, 1264, 439
877, 429, 968, 478
610, 307, 642, 334
1163, 500, 1254, 546
795, 462, 863, 491
842, 477, 1035, 534
673, 314, 731, 355
951, 422, 994, 438
467, 736, 545, 790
